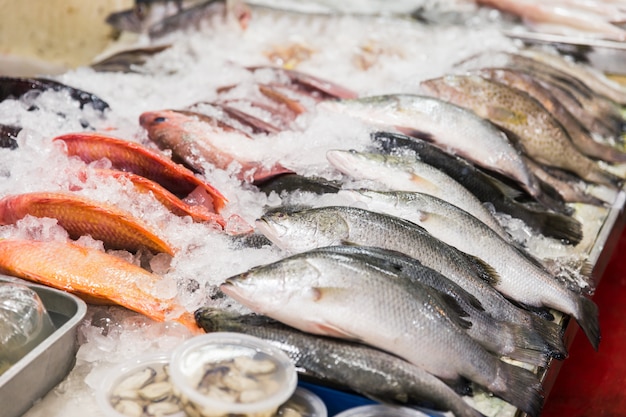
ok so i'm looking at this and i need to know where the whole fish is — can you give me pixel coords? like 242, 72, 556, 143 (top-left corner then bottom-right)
476, 67, 626, 163
54, 132, 228, 213
343, 188, 599, 350
256, 205, 566, 357
256, 173, 341, 196
0, 192, 175, 255
139, 110, 293, 183
420, 75, 622, 187
371, 131, 583, 244
195, 308, 487, 417
310, 245, 554, 365
0, 239, 199, 332
220, 249, 544, 416
326, 149, 511, 241
320, 94, 545, 201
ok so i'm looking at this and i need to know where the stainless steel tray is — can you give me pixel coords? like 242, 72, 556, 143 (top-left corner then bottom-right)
0, 275, 87, 417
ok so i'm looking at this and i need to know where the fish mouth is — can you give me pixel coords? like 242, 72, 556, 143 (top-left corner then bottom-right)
255, 218, 287, 241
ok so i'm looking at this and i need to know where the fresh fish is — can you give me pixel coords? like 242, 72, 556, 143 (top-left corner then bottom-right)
0, 239, 199, 333
195, 308, 487, 417
326, 149, 511, 241
139, 110, 293, 183
220, 249, 544, 416
476, 67, 626, 163
309, 244, 555, 365
0, 124, 20, 150
420, 75, 622, 187
0, 192, 175, 255
371, 131, 583, 244
256, 173, 341, 196
255, 205, 567, 357
54, 131, 228, 213
86, 169, 227, 226
320, 94, 545, 201
0, 77, 109, 112
343, 187, 599, 349
91, 44, 172, 73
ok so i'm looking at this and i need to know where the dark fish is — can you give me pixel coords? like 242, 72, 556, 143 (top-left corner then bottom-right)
0, 124, 20, 150
371, 131, 583, 245
195, 308, 487, 417
91, 44, 171, 73
257, 173, 341, 196
0, 77, 109, 112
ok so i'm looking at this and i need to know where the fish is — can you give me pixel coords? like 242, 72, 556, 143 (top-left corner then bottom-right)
0, 77, 109, 112
220, 249, 544, 416
326, 149, 511, 241
342, 187, 599, 349
0, 124, 20, 150
53, 131, 228, 213
420, 74, 623, 188
320, 94, 545, 201
256, 173, 341, 196
371, 131, 583, 244
476, 67, 626, 163
255, 205, 567, 357
309, 244, 555, 365
0, 192, 175, 255
195, 308, 487, 417
0, 239, 199, 333
139, 110, 293, 183
91, 44, 172, 73
85, 169, 227, 226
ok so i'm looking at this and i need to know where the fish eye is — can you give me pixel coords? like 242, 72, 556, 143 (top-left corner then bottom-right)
154, 117, 167, 123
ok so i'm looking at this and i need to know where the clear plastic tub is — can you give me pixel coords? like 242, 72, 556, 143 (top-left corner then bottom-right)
278, 387, 327, 417
169, 332, 298, 417
334, 404, 432, 417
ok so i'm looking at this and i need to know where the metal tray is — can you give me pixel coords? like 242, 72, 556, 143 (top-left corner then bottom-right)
0, 275, 87, 417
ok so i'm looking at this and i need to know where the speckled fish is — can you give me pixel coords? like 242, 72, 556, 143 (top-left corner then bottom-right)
0, 192, 175, 255
371, 131, 582, 244
195, 308, 487, 417
476, 67, 626, 163
220, 249, 544, 416
320, 94, 544, 200
421, 75, 622, 188
139, 110, 293, 183
54, 132, 227, 213
0, 239, 199, 333
256, 205, 566, 357
343, 188, 599, 350
326, 149, 511, 241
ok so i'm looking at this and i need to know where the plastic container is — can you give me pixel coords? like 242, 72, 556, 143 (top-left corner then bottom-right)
277, 386, 327, 417
170, 332, 298, 417
97, 353, 185, 417
334, 404, 432, 417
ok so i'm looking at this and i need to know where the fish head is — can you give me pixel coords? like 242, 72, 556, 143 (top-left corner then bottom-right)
326, 149, 384, 181
139, 110, 189, 142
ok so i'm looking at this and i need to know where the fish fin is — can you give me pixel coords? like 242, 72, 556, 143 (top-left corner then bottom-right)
463, 253, 500, 285
436, 293, 472, 330
499, 322, 551, 368
310, 320, 362, 341
486, 106, 527, 126
530, 207, 583, 245
529, 315, 568, 360
409, 173, 438, 192
490, 362, 544, 417
576, 296, 601, 351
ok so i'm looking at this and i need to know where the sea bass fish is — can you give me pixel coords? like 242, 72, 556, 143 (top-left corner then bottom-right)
139, 110, 292, 183
54, 132, 227, 213
0, 239, 199, 332
326, 149, 511, 241
220, 249, 544, 416
0, 192, 175, 255
421, 75, 622, 187
195, 308, 487, 417
256, 205, 566, 357
320, 94, 544, 200
342, 188, 599, 350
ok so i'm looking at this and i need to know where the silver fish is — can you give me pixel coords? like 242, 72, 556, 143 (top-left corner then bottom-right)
195, 308, 486, 417
326, 149, 510, 241
220, 249, 544, 416
320, 94, 543, 200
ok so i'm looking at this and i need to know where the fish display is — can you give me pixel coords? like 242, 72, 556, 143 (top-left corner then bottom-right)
0, 239, 199, 333
220, 248, 544, 416
195, 308, 487, 417
0, 192, 175, 255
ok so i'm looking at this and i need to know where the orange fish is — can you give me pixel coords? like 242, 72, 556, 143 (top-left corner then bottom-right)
87, 169, 227, 227
0, 239, 200, 333
139, 110, 293, 183
53, 132, 228, 213
0, 192, 175, 255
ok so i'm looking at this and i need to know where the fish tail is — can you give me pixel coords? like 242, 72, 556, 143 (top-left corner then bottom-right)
585, 164, 624, 188
533, 210, 583, 245
533, 178, 571, 215
491, 362, 544, 417
575, 295, 601, 351
529, 315, 568, 360
498, 322, 551, 367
